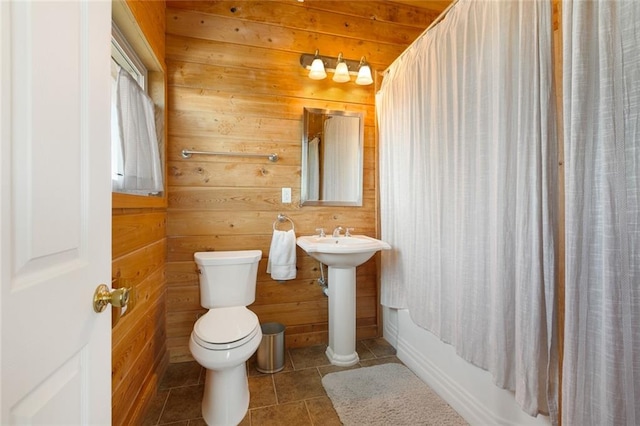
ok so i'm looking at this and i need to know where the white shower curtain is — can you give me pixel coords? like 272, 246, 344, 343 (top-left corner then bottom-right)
322, 116, 360, 201
306, 136, 320, 201
377, 0, 558, 419
562, 1, 640, 425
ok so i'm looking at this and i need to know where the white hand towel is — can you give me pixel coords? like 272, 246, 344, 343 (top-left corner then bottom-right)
267, 229, 297, 281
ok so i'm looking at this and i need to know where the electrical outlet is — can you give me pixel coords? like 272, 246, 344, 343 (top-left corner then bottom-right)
282, 187, 292, 203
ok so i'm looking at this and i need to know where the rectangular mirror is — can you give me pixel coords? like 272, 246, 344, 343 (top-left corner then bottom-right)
301, 108, 364, 206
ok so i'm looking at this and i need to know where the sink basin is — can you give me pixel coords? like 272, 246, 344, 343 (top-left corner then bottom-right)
297, 235, 391, 267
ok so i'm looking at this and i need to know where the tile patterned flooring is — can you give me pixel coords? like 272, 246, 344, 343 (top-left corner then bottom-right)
142, 338, 402, 425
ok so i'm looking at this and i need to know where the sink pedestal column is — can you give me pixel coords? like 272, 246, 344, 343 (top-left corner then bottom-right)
325, 266, 359, 366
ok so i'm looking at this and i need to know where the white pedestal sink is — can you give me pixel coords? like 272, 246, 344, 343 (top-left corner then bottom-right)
297, 235, 391, 366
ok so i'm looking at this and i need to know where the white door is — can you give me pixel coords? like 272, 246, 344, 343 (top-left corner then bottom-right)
0, 1, 112, 424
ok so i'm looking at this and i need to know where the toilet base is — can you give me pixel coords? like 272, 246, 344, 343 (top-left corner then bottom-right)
202, 363, 249, 426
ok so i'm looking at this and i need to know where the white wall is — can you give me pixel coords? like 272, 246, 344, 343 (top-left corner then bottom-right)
383, 307, 551, 426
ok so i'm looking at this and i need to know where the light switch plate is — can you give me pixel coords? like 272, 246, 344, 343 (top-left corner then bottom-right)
282, 187, 292, 203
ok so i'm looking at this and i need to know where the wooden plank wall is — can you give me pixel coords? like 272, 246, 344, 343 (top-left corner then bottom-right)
552, 0, 565, 420
165, 1, 441, 362
111, 1, 168, 425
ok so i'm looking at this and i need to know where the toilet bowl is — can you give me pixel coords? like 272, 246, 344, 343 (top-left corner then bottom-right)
189, 250, 262, 426
189, 307, 262, 425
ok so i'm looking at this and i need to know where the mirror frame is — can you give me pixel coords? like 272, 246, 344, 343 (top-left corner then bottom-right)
301, 107, 364, 207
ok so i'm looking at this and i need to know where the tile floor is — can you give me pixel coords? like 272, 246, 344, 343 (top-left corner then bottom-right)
142, 338, 402, 425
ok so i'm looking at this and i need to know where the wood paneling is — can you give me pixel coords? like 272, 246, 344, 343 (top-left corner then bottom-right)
112, 212, 167, 259
166, 8, 411, 69
165, 0, 440, 362
552, 1, 565, 420
111, 1, 168, 425
123, 0, 166, 68
111, 209, 168, 426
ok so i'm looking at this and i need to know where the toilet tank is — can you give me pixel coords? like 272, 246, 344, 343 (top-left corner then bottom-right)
194, 250, 262, 308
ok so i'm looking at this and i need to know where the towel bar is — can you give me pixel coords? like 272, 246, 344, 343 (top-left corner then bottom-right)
181, 149, 278, 162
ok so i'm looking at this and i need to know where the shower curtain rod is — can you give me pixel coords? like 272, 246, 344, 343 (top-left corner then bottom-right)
383, 0, 460, 74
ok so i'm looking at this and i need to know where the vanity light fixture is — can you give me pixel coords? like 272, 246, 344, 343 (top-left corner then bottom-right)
299, 50, 374, 85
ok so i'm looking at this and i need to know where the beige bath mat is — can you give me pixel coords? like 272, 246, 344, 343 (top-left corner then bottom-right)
322, 363, 468, 425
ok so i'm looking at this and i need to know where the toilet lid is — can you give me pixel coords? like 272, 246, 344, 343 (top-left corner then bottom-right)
194, 307, 259, 345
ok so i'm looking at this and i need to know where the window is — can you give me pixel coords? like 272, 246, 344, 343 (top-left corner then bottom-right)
111, 22, 146, 90
111, 22, 163, 195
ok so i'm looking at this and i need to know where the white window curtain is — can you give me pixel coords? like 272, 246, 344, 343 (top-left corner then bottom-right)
322, 116, 360, 201
377, 0, 558, 420
111, 66, 163, 194
562, 1, 640, 425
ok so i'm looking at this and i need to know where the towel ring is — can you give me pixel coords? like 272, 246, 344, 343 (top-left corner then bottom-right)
273, 213, 295, 231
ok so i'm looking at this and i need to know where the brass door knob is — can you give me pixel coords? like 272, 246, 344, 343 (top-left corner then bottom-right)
93, 284, 130, 313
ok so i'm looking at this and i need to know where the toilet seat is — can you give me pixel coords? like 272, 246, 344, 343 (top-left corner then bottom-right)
193, 307, 260, 350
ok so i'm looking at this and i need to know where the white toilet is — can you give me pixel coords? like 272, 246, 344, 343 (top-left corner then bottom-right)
189, 250, 263, 426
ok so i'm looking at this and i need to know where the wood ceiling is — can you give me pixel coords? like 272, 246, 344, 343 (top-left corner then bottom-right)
388, 0, 452, 14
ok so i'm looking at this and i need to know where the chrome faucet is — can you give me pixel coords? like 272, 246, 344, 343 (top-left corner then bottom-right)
332, 226, 344, 237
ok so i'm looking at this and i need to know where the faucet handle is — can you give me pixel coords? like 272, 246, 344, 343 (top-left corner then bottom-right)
345, 227, 354, 237
315, 228, 326, 237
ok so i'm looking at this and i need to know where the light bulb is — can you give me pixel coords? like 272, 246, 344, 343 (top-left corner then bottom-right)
356, 64, 373, 85
333, 61, 350, 83
308, 57, 327, 80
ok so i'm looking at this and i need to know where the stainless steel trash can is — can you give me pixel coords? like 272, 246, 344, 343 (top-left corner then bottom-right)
256, 322, 285, 373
